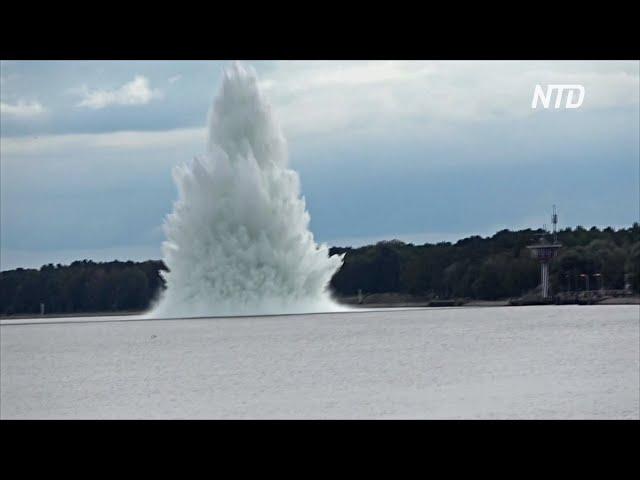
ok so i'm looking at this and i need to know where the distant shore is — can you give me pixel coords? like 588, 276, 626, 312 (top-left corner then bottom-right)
4, 225, 639, 318
2, 295, 638, 320
337, 294, 640, 309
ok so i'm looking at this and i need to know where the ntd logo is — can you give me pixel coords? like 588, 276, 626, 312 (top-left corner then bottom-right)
531, 84, 585, 109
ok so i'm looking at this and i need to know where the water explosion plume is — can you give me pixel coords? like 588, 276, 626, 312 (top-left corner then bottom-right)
150, 63, 345, 318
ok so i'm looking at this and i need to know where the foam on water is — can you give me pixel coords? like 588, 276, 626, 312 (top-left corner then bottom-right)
149, 63, 345, 318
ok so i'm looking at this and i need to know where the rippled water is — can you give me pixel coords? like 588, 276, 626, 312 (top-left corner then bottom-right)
1, 305, 638, 419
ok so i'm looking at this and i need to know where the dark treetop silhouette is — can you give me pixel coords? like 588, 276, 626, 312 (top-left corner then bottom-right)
1, 224, 639, 316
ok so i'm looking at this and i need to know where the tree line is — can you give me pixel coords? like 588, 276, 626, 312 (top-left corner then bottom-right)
0, 260, 166, 316
329, 224, 640, 300
1, 224, 638, 315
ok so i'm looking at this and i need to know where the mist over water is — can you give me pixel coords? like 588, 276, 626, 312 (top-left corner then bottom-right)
149, 63, 345, 318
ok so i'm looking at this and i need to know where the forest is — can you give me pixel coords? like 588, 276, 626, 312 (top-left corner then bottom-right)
1, 224, 639, 315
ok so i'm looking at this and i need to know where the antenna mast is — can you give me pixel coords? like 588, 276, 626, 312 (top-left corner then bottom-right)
527, 205, 562, 299
552, 205, 558, 243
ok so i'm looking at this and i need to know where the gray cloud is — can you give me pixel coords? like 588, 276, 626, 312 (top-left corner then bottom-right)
0, 99, 46, 117
1, 61, 638, 268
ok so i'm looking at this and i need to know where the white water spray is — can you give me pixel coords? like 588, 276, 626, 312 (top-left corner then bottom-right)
150, 62, 345, 318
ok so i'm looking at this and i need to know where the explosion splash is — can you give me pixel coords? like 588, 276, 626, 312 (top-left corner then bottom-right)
150, 62, 344, 318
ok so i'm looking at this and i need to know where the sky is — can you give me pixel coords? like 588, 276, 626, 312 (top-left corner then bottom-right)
1, 60, 639, 270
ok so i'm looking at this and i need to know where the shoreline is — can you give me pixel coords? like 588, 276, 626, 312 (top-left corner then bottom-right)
1, 296, 638, 321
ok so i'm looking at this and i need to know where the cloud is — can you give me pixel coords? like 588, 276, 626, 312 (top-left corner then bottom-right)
259, 61, 640, 140
0, 127, 205, 156
76, 75, 162, 109
0, 99, 46, 117
168, 74, 182, 84
1, 61, 637, 269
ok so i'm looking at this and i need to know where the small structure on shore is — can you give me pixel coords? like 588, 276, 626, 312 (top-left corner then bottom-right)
527, 206, 562, 299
